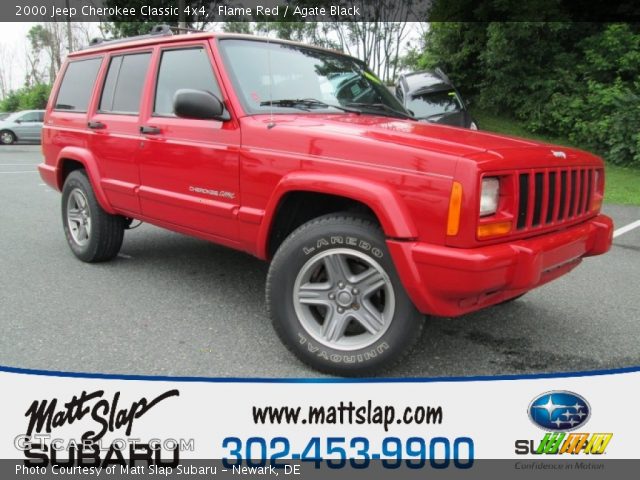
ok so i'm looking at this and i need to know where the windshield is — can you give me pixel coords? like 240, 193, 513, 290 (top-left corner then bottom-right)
407, 89, 463, 118
218, 39, 408, 116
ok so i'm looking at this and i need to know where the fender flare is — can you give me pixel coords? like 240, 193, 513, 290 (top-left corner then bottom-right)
56, 146, 116, 214
256, 172, 418, 259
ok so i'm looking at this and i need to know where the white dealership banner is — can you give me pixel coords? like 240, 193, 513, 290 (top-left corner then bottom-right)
0, 367, 637, 478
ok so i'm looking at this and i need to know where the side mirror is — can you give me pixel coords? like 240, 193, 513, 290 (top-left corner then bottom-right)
173, 89, 227, 120
15, 119, 22, 124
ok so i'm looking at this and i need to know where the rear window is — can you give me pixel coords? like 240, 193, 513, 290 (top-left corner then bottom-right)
55, 58, 102, 112
100, 52, 152, 114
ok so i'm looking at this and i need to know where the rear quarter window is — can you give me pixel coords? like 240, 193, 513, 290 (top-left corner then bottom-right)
55, 57, 103, 112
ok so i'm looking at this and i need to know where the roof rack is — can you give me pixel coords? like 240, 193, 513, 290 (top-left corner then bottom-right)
83, 24, 201, 50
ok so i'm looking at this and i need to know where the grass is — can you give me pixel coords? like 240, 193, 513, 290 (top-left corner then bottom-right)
472, 110, 640, 206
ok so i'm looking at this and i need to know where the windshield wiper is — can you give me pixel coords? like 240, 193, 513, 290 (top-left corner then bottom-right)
344, 102, 414, 120
260, 98, 359, 113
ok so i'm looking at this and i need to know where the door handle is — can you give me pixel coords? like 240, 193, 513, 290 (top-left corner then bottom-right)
87, 121, 105, 129
140, 126, 161, 135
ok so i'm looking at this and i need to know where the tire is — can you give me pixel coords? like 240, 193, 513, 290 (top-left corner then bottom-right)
61, 170, 125, 262
266, 214, 423, 376
0, 130, 16, 145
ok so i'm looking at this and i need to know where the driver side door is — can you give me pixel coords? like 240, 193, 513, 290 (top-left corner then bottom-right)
137, 42, 241, 245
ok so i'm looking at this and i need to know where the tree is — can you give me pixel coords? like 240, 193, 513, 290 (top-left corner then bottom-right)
27, 24, 65, 85
0, 44, 15, 99
404, 18, 640, 167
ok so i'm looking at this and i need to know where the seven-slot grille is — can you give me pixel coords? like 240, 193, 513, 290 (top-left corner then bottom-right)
516, 167, 596, 231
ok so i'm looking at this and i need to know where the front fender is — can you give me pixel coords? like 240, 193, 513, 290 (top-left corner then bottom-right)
256, 172, 418, 259
55, 146, 116, 215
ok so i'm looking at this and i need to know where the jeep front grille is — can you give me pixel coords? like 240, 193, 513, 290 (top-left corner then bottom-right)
516, 167, 595, 231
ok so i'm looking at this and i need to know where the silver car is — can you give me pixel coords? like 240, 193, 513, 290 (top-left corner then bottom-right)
0, 110, 45, 145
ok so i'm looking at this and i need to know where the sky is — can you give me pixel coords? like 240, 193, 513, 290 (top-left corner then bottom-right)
0, 23, 36, 90
0, 22, 106, 92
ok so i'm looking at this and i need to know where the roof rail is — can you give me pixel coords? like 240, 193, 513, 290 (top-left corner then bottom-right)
83, 24, 202, 51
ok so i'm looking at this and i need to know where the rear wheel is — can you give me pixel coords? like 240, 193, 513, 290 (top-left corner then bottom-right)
0, 130, 16, 145
61, 170, 125, 262
267, 214, 423, 376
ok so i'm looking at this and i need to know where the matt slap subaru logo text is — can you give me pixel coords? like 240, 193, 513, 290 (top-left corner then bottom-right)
528, 391, 590, 431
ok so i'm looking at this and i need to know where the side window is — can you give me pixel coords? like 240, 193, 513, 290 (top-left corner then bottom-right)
55, 57, 102, 112
154, 47, 221, 116
18, 112, 39, 122
99, 52, 151, 114
37, 111, 44, 122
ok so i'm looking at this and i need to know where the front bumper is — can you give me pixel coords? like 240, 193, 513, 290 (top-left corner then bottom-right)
387, 214, 613, 317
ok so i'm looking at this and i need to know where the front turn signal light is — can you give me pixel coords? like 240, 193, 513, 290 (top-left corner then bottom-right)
477, 221, 512, 238
447, 181, 463, 236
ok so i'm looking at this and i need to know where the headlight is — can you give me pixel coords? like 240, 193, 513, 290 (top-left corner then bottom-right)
480, 177, 500, 216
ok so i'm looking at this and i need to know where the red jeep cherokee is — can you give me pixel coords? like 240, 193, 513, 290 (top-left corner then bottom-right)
39, 28, 613, 375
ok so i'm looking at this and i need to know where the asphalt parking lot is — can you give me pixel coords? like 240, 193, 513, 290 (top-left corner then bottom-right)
1, 145, 639, 378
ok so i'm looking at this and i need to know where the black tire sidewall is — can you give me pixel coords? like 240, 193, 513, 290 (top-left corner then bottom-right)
268, 216, 422, 375
61, 171, 102, 262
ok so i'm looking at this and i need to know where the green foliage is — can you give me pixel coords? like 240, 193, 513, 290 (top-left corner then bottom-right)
420, 22, 488, 97
409, 20, 640, 167
0, 91, 22, 112
0, 84, 51, 112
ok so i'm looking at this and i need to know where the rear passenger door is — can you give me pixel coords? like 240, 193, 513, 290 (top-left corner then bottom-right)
137, 43, 240, 244
88, 50, 152, 215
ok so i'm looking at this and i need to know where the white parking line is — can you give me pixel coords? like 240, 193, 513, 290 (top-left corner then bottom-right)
0, 171, 38, 174
613, 220, 640, 238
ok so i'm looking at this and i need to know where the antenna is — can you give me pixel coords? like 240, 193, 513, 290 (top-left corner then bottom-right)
266, 35, 275, 129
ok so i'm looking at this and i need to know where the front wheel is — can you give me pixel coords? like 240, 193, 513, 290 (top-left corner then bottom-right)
61, 170, 125, 262
266, 214, 423, 376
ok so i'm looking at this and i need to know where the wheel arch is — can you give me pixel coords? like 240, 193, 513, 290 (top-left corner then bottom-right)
56, 147, 116, 214
258, 173, 418, 259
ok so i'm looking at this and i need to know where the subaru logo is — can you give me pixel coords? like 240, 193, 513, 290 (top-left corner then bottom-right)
528, 391, 591, 432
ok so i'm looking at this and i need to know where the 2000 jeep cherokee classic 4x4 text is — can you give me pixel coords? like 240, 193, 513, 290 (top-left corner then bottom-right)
38, 29, 613, 375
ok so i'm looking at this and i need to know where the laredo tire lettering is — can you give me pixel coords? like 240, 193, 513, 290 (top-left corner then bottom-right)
302, 235, 385, 258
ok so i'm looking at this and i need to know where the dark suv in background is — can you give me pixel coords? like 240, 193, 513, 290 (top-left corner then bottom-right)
395, 69, 478, 130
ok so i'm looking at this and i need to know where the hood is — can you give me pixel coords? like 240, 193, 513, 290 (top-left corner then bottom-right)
248, 113, 542, 157
241, 114, 601, 177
